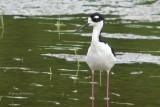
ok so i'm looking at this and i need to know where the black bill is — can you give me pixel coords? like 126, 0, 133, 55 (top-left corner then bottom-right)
72, 23, 90, 34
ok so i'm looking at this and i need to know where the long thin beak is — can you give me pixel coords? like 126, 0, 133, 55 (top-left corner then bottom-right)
72, 23, 90, 34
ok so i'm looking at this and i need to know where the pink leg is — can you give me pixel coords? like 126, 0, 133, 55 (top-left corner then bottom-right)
92, 71, 94, 107
107, 71, 109, 107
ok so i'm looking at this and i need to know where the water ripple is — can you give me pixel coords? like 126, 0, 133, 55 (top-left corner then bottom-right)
130, 71, 143, 75
112, 92, 121, 97
30, 83, 43, 87
37, 100, 60, 105
41, 52, 160, 65
1, 0, 160, 22
68, 97, 79, 101
111, 101, 134, 105
58, 68, 88, 72
81, 33, 160, 40
5, 96, 28, 99
0, 67, 30, 71
8, 104, 21, 106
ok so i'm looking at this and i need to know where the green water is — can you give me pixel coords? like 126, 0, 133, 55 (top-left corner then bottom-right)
0, 15, 160, 107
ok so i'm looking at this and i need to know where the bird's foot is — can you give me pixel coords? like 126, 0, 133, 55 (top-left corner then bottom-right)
104, 97, 110, 100
90, 97, 95, 100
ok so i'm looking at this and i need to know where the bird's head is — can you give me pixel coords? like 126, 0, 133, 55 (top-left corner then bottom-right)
88, 13, 104, 27
72, 13, 104, 34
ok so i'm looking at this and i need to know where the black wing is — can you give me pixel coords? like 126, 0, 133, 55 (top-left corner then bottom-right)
99, 35, 106, 43
110, 46, 115, 57
99, 35, 116, 57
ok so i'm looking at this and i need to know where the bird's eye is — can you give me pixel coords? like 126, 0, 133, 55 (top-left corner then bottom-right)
93, 18, 99, 22
94, 18, 98, 21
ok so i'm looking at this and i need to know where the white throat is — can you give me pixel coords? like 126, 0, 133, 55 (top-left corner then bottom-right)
91, 21, 103, 44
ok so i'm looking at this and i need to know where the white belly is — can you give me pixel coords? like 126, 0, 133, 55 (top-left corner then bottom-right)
86, 42, 116, 71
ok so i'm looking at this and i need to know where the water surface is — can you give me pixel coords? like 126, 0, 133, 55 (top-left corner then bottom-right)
0, 1, 160, 107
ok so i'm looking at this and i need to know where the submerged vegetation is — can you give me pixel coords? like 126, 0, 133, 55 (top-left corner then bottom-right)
0, 96, 2, 101
100, 70, 102, 86
0, 11, 4, 38
12, 100, 14, 107
74, 48, 80, 83
74, 48, 80, 67
56, 15, 63, 40
49, 67, 53, 81
21, 58, 24, 63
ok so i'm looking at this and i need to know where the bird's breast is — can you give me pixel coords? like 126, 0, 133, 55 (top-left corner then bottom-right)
86, 43, 116, 71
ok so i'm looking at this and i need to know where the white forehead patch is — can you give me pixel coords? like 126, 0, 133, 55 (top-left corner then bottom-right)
94, 16, 99, 19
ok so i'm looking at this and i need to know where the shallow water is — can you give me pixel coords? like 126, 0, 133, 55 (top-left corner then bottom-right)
1, 0, 160, 22
0, 1, 160, 107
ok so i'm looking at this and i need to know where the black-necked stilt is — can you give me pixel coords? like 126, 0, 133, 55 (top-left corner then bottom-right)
72, 13, 116, 107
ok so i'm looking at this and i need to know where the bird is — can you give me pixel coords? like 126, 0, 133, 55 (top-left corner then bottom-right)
72, 13, 116, 107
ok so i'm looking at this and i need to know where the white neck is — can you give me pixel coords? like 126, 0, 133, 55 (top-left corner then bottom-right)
91, 22, 103, 44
